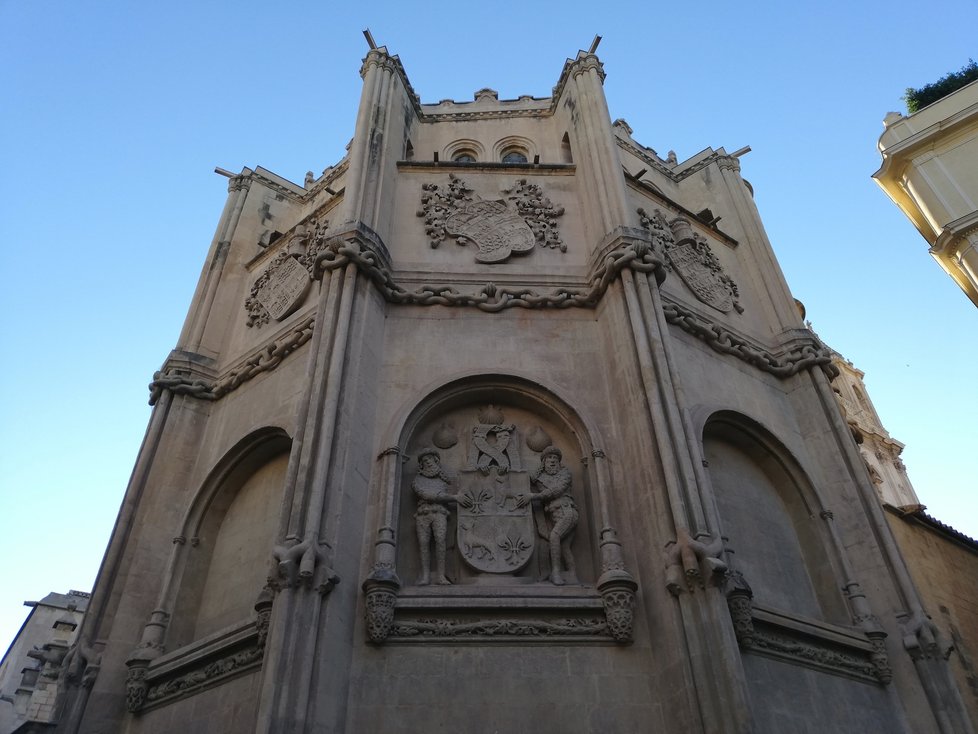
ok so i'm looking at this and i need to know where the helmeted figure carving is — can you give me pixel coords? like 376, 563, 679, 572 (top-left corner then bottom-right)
530, 446, 578, 585
413, 448, 457, 585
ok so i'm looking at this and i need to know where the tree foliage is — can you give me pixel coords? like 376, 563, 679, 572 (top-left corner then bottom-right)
904, 59, 978, 114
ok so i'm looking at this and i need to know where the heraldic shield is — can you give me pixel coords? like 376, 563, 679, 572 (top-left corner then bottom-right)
667, 240, 735, 313
457, 467, 535, 573
444, 200, 535, 264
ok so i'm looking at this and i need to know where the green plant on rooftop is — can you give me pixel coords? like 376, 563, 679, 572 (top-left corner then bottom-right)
904, 59, 978, 114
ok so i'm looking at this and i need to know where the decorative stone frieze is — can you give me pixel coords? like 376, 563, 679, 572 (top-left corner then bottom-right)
151, 225, 836, 406
387, 616, 609, 641
144, 646, 263, 709
149, 316, 314, 405
726, 576, 891, 685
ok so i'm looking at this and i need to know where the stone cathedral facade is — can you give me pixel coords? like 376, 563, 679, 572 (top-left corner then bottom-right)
53, 45, 974, 734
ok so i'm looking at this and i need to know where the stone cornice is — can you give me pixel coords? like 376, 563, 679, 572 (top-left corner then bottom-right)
420, 107, 553, 123
396, 161, 575, 174
150, 224, 836, 404
616, 138, 677, 180
874, 98, 978, 182
307, 159, 349, 199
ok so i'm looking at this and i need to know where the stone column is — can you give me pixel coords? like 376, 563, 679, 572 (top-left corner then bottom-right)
178, 171, 252, 354
55, 390, 176, 733
618, 265, 752, 733
564, 52, 629, 244
254, 259, 357, 734
362, 447, 404, 643
340, 47, 409, 237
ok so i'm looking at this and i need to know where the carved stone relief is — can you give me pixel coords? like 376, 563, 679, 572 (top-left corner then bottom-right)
245, 216, 329, 328
417, 174, 565, 263
638, 207, 743, 314
403, 405, 588, 587
362, 394, 637, 645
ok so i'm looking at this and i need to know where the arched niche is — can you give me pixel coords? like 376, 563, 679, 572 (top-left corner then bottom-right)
702, 412, 847, 624
167, 428, 292, 648
394, 377, 597, 587
560, 132, 573, 164
363, 373, 638, 644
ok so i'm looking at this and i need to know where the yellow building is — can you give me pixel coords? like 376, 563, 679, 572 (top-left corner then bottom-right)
874, 78, 978, 306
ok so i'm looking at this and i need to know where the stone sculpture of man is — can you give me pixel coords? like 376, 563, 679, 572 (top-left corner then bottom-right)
529, 446, 578, 585
413, 447, 456, 585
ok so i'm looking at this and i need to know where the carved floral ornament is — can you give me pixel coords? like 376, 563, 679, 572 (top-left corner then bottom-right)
417, 174, 565, 263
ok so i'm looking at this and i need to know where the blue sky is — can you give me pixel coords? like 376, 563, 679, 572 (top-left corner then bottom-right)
1, 1, 976, 653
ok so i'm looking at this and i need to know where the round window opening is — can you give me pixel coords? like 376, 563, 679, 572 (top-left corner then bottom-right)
453, 152, 476, 163
502, 150, 528, 164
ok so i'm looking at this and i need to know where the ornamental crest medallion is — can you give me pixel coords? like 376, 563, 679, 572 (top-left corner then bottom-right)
445, 200, 535, 264
245, 253, 312, 327
417, 174, 565, 263
667, 240, 738, 313
638, 208, 743, 314
457, 468, 534, 573
245, 215, 329, 327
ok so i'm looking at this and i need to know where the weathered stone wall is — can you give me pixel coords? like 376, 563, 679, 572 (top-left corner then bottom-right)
56, 45, 976, 734
886, 510, 978, 725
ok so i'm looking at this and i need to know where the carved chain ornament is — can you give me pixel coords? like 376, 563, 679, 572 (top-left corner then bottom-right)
151, 221, 836, 404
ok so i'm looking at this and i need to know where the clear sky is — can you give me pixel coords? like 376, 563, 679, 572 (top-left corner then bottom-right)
1, 1, 976, 655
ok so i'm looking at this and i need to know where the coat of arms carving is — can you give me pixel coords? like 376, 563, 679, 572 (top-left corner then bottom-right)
638, 207, 743, 314
411, 405, 579, 584
417, 174, 565, 263
457, 468, 535, 573
245, 253, 312, 328
245, 216, 330, 327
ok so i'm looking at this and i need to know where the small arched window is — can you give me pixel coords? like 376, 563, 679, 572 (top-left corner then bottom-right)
560, 132, 573, 163
453, 151, 476, 163
501, 149, 528, 164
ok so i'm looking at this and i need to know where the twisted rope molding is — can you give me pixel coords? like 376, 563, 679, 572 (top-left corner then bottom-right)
149, 237, 835, 404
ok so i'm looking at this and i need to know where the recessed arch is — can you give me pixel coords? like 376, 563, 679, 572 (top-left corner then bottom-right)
444, 138, 485, 163
166, 426, 292, 647
560, 132, 573, 163
702, 411, 848, 623
493, 135, 536, 164
382, 372, 607, 587
383, 370, 604, 456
